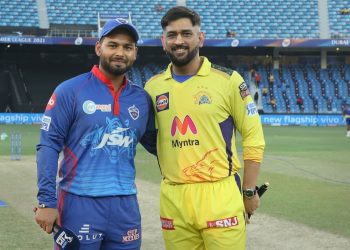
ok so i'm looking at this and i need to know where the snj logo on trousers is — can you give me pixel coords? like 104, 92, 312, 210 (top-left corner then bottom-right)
207, 216, 239, 228
83, 100, 111, 114
156, 92, 169, 112
171, 115, 199, 148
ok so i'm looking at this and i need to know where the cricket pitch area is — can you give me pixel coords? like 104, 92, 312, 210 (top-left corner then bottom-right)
1, 156, 349, 249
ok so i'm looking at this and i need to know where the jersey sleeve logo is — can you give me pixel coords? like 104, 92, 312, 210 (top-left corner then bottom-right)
46, 93, 56, 111
246, 101, 258, 116
40, 115, 52, 131
238, 82, 250, 100
156, 93, 169, 112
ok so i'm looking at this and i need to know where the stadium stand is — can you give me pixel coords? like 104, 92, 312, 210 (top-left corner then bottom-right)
187, 0, 320, 39
328, 0, 350, 38
45, 0, 177, 37
0, 0, 39, 28
0, 1, 349, 114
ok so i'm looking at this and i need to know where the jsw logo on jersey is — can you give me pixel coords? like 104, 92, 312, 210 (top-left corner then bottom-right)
94, 127, 133, 149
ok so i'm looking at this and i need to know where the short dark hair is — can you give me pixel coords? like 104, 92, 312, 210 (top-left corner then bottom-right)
161, 6, 201, 29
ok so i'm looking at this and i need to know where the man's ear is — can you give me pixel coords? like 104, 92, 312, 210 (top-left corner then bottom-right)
95, 41, 101, 56
161, 34, 166, 51
199, 31, 205, 48
134, 46, 138, 60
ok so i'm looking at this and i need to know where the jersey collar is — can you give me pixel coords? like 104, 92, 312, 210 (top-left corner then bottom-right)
163, 56, 211, 80
91, 65, 128, 91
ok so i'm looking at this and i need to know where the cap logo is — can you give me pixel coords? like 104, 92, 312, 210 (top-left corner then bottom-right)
116, 18, 128, 24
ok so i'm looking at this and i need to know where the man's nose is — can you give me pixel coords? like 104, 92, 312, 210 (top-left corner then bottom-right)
114, 46, 124, 55
174, 34, 185, 44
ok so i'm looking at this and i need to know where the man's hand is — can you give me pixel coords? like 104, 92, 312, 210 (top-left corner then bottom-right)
243, 194, 260, 223
34, 207, 60, 234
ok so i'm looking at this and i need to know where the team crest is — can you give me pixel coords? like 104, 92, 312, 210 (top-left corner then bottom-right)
128, 105, 139, 120
194, 91, 212, 105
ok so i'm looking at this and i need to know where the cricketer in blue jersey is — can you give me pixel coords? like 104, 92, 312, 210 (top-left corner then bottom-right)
35, 18, 156, 250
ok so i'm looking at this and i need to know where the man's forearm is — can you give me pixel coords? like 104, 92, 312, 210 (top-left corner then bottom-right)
242, 160, 260, 189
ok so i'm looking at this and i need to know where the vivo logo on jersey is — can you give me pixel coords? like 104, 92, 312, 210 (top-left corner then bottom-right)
207, 216, 239, 228
94, 127, 133, 149
171, 115, 197, 136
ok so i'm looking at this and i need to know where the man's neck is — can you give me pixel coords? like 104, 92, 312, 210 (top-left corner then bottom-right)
99, 66, 125, 92
172, 56, 202, 76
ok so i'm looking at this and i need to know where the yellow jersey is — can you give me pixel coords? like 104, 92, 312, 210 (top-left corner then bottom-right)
145, 57, 265, 184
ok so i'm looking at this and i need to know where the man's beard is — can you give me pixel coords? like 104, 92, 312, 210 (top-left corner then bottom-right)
165, 45, 199, 67
100, 58, 132, 76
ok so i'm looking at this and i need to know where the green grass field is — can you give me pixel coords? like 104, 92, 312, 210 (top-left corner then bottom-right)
0, 124, 349, 249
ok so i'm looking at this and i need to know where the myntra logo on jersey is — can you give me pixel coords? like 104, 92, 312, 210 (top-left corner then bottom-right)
83, 100, 111, 114
171, 115, 199, 148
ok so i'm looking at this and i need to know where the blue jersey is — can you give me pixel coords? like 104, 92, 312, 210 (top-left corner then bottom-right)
37, 66, 152, 208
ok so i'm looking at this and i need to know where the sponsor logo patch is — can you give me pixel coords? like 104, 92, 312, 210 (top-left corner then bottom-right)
171, 115, 199, 148
41, 115, 51, 131
247, 102, 258, 116
55, 231, 73, 248
128, 105, 139, 120
82, 100, 111, 114
171, 115, 197, 136
76, 224, 103, 241
122, 229, 140, 242
46, 93, 56, 111
238, 82, 250, 100
246, 101, 258, 116
80, 117, 137, 163
156, 93, 169, 112
207, 216, 239, 228
160, 217, 175, 230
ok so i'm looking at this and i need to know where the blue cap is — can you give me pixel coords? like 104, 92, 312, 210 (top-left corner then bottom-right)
99, 18, 139, 42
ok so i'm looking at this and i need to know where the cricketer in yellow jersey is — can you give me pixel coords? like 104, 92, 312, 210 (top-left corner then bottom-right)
145, 6, 265, 250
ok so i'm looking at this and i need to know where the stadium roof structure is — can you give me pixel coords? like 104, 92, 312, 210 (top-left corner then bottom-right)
0, 35, 350, 49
